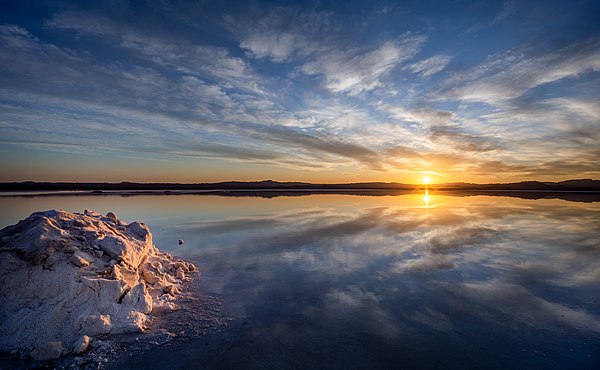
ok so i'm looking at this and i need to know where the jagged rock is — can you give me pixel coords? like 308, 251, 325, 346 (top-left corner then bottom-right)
105, 212, 118, 222
70, 254, 90, 267
0, 210, 197, 360
121, 283, 153, 314
30, 341, 64, 361
72, 335, 90, 355
75, 250, 95, 264
98, 235, 126, 260
75, 314, 112, 336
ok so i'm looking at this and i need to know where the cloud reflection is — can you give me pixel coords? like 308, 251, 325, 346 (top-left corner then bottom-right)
3, 192, 596, 365
176, 194, 600, 340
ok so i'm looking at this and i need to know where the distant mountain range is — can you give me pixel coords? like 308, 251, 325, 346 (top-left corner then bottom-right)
1, 179, 599, 191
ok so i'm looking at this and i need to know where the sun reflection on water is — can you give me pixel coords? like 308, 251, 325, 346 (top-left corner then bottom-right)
423, 190, 430, 207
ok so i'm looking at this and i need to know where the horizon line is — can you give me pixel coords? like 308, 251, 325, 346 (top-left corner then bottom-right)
1, 178, 599, 186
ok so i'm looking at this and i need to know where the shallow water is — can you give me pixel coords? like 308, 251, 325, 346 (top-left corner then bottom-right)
1, 192, 599, 369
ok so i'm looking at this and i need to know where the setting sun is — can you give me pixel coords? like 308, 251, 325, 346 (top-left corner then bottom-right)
423, 177, 431, 184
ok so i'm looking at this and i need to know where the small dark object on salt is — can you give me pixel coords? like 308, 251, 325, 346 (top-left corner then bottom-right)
178, 239, 184, 245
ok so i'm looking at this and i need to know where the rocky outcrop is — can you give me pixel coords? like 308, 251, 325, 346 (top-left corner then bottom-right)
0, 210, 196, 361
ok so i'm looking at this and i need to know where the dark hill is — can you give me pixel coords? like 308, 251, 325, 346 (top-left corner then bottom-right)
0, 179, 599, 192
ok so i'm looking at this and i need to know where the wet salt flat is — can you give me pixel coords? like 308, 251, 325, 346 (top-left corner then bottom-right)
1, 192, 599, 369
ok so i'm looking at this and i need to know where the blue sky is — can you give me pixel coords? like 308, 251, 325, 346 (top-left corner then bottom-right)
0, 0, 599, 183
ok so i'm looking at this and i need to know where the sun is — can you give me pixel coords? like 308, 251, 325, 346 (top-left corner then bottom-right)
422, 177, 431, 185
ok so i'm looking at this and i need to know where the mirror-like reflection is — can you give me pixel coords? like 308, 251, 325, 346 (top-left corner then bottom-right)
423, 189, 430, 207
1, 193, 598, 369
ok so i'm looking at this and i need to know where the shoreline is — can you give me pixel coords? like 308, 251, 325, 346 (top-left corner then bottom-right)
1, 188, 599, 203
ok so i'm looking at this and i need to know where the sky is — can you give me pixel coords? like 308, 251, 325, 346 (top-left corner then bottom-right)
0, 0, 599, 184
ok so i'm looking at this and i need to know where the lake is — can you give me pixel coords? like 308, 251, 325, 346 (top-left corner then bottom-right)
1, 192, 599, 369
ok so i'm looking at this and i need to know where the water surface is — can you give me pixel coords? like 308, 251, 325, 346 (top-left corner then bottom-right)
1, 192, 599, 369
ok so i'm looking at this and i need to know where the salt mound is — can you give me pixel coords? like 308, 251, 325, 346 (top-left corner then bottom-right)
0, 210, 196, 361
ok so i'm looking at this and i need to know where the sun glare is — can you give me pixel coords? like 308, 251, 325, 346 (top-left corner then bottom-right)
423, 177, 431, 184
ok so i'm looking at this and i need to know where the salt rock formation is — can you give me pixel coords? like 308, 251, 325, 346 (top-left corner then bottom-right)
0, 210, 196, 361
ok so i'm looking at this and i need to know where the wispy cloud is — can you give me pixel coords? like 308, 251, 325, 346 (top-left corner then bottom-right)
300, 35, 424, 95
234, 9, 336, 62
45, 11, 256, 89
428, 125, 497, 153
466, 1, 517, 34
252, 126, 384, 170
376, 103, 454, 126
408, 55, 452, 77
234, 8, 425, 95
437, 38, 600, 104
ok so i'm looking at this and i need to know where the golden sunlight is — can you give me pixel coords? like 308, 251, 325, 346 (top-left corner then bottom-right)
423, 176, 431, 184
423, 190, 430, 207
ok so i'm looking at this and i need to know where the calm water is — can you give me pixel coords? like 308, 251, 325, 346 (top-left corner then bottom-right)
1, 192, 599, 369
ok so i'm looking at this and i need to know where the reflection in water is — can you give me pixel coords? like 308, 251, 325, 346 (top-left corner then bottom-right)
1, 193, 599, 369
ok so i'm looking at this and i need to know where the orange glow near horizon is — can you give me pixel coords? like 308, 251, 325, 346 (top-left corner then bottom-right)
1, 156, 595, 185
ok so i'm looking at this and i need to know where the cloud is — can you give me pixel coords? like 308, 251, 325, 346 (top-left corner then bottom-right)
437, 38, 600, 104
252, 126, 384, 170
381, 137, 600, 181
428, 125, 497, 153
391, 258, 456, 273
453, 281, 600, 333
45, 11, 254, 87
465, 1, 517, 34
408, 55, 452, 77
240, 27, 314, 63
300, 35, 425, 95
428, 226, 500, 251
548, 98, 600, 122
2, 23, 375, 171
2, 17, 414, 172
234, 7, 425, 95
467, 95, 600, 177
233, 8, 337, 62
178, 142, 283, 162
324, 286, 402, 336
376, 103, 454, 126
0, 24, 240, 119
